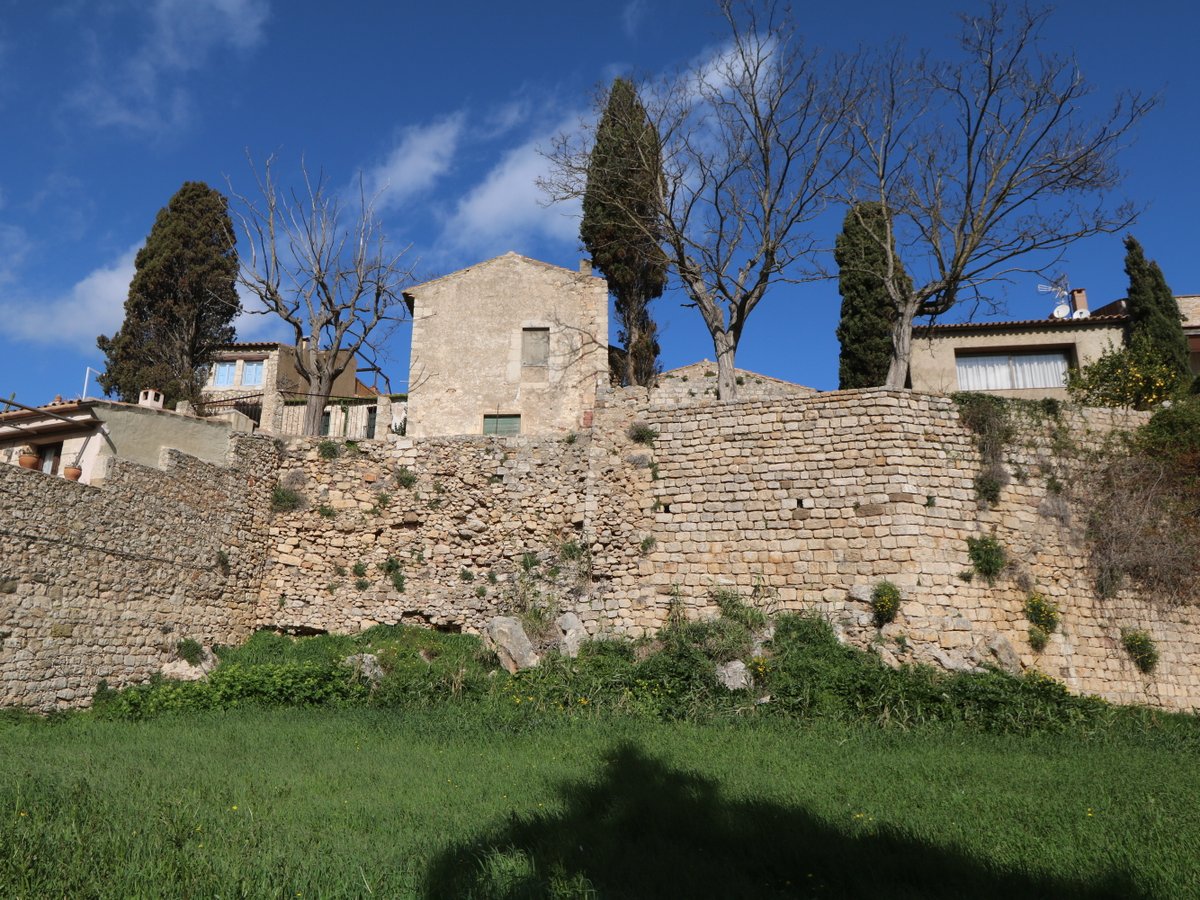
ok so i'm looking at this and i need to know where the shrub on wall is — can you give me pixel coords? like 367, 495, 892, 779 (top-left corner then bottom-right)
627, 422, 658, 445
1122, 629, 1159, 674
270, 485, 302, 513
870, 581, 902, 626
966, 536, 1006, 585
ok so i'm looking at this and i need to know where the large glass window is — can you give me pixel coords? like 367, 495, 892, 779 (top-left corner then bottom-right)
213, 361, 236, 387
483, 414, 521, 436
956, 351, 1069, 391
242, 360, 264, 387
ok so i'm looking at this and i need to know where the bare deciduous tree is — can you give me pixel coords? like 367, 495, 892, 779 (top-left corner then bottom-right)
844, 3, 1155, 388
230, 156, 415, 435
544, 0, 856, 400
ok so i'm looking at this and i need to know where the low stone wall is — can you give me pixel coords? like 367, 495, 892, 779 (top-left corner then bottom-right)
0, 435, 276, 710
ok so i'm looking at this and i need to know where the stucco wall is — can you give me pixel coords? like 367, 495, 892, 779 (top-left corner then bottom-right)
909, 321, 1126, 397
0, 435, 277, 710
406, 253, 609, 438
91, 404, 236, 477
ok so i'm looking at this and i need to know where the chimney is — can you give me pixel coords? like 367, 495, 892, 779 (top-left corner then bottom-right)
579, 259, 593, 276
1069, 288, 1088, 314
138, 388, 164, 410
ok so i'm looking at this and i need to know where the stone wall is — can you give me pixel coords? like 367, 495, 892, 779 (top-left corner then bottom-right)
0, 435, 277, 710
257, 431, 650, 637
3, 388, 1199, 713
610, 390, 1199, 710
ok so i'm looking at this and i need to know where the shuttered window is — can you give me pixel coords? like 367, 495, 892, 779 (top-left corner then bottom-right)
483, 414, 521, 436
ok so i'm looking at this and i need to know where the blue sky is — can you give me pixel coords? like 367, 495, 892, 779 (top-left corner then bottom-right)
1, 1, 1197, 405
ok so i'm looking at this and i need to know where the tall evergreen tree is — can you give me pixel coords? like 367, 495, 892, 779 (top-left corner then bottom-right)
834, 203, 910, 389
581, 78, 668, 387
97, 181, 240, 408
1123, 234, 1189, 380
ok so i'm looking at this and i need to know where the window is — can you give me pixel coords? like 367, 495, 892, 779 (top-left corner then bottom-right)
521, 328, 550, 367
366, 405, 377, 439
213, 361, 236, 387
242, 360, 264, 387
956, 351, 1069, 391
483, 414, 521, 436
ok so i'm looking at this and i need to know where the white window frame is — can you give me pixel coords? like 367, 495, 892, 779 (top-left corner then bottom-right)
213, 361, 236, 387
242, 360, 264, 387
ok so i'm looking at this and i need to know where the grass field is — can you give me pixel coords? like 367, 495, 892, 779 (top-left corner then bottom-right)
2, 707, 1198, 899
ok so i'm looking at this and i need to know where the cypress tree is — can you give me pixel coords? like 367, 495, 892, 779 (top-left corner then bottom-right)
581, 78, 668, 387
1123, 234, 1189, 380
97, 181, 240, 407
835, 203, 910, 389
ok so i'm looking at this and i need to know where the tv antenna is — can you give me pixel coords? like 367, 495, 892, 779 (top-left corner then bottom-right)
1038, 274, 1070, 318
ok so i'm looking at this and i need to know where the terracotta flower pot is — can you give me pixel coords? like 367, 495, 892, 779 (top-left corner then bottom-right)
64, 465, 83, 481
18, 453, 38, 470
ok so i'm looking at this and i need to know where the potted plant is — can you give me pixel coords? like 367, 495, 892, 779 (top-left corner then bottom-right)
17, 445, 38, 469
62, 434, 91, 482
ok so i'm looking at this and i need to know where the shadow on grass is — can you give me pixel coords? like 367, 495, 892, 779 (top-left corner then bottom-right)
424, 741, 1149, 900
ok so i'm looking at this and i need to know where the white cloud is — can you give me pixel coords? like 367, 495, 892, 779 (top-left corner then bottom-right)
2, 247, 138, 354
621, 0, 647, 39
0, 223, 30, 284
68, 0, 270, 133
443, 129, 581, 258
364, 114, 465, 213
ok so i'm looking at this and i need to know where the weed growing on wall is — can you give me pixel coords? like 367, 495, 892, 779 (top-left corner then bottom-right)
1121, 629, 1159, 674
270, 485, 302, 513
1085, 396, 1200, 603
176, 638, 203, 666
395, 466, 417, 488
317, 440, 340, 460
711, 587, 767, 631
627, 422, 658, 445
953, 393, 1013, 505
871, 581, 902, 626
966, 536, 1006, 585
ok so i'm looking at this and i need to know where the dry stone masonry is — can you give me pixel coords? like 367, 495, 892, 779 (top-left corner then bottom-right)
1, 388, 1197, 712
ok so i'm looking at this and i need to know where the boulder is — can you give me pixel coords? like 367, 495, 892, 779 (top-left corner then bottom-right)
716, 660, 752, 691
555, 612, 588, 658
486, 616, 540, 673
971, 633, 1023, 676
160, 645, 216, 682
344, 653, 385, 685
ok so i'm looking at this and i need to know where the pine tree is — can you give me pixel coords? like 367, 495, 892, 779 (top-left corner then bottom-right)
1123, 235, 1189, 381
834, 203, 910, 389
581, 78, 668, 387
97, 182, 240, 408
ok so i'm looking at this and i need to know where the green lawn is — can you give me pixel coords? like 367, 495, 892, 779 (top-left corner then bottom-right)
1, 708, 1197, 898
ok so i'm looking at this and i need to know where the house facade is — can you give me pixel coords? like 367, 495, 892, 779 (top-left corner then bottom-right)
908, 290, 1128, 398
404, 253, 609, 438
198, 342, 395, 438
0, 390, 241, 484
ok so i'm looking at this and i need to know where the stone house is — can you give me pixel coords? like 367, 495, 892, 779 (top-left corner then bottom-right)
403, 253, 609, 438
908, 289, 1130, 398
0, 389, 242, 484
199, 342, 396, 438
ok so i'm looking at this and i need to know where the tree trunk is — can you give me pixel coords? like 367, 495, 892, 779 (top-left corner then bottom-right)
884, 304, 918, 390
300, 371, 337, 436
714, 330, 738, 401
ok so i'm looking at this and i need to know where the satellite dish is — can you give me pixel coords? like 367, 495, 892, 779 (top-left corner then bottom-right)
1072, 308, 1090, 319
1052, 304, 1070, 319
